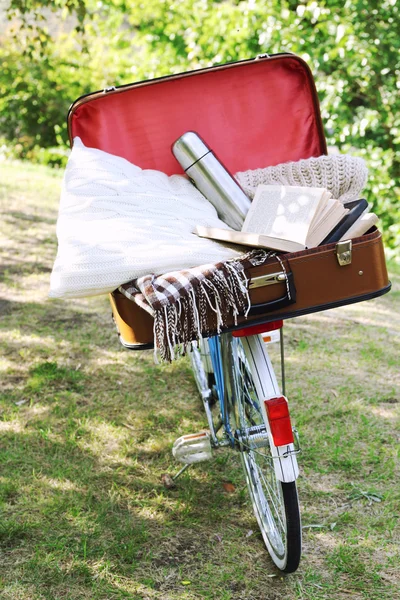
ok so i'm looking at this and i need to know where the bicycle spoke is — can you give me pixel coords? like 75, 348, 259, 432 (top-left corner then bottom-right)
256, 462, 286, 533
243, 445, 286, 535
237, 439, 273, 465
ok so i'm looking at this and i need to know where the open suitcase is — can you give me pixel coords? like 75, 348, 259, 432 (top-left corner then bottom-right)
67, 53, 391, 349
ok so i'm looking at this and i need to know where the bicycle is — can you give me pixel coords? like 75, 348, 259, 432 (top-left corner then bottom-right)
171, 320, 302, 573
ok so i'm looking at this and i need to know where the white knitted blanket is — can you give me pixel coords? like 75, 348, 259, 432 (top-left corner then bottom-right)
49, 138, 242, 298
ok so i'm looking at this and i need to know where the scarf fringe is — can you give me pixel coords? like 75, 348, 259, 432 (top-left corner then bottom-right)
153, 260, 251, 362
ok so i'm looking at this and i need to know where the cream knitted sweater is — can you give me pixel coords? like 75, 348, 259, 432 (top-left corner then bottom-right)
235, 154, 368, 204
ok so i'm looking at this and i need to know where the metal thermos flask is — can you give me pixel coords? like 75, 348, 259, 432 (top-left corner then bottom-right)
171, 131, 251, 230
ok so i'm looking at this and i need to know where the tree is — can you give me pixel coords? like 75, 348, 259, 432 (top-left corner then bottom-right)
1, 0, 399, 250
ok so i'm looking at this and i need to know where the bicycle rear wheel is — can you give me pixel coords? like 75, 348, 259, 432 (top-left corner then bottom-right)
223, 333, 301, 572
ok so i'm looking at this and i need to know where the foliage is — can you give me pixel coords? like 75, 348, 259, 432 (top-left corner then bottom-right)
0, 4, 133, 160
1, 0, 399, 252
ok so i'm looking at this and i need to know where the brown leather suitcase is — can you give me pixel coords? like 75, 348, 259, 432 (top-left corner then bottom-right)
67, 54, 391, 349
109, 227, 389, 348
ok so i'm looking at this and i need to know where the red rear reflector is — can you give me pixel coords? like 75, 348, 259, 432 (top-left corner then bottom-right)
232, 320, 283, 338
265, 396, 290, 419
264, 396, 294, 446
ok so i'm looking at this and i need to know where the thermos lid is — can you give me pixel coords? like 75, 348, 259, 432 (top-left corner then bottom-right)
171, 131, 211, 171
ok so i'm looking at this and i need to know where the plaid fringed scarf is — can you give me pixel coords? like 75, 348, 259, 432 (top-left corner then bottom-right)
119, 249, 278, 361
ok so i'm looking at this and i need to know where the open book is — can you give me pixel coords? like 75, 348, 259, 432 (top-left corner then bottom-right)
195, 185, 348, 253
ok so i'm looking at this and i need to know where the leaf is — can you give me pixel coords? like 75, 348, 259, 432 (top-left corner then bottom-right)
369, 494, 382, 503
181, 581, 191, 585
161, 473, 176, 489
222, 481, 236, 493
348, 484, 383, 504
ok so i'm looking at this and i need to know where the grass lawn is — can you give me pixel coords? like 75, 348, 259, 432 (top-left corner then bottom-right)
0, 159, 399, 600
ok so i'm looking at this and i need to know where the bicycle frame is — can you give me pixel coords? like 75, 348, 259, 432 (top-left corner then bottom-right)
208, 332, 300, 483
207, 336, 233, 442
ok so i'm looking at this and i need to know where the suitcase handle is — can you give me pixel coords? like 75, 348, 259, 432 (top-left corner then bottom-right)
248, 270, 296, 316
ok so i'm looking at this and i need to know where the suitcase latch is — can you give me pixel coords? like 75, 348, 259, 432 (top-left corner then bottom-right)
249, 271, 287, 289
336, 240, 352, 266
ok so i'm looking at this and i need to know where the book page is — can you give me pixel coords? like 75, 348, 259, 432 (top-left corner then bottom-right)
194, 225, 305, 252
339, 212, 378, 240
309, 191, 332, 230
242, 185, 327, 246
307, 201, 348, 247
309, 198, 342, 236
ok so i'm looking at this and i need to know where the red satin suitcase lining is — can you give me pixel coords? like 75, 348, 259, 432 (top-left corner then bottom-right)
69, 55, 327, 175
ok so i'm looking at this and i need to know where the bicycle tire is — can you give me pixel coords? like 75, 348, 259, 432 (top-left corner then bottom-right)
224, 333, 301, 572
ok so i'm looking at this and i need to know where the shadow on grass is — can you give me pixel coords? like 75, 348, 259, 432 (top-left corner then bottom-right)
0, 297, 111, 336
0, 420, 263, 599
1, 262, 53, 276
4, 211, 57, 226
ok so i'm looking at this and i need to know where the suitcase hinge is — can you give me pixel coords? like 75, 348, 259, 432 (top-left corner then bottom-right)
336, 240, 352, 266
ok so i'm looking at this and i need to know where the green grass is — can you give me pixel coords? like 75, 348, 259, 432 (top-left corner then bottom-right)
0, 159, 399, 599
